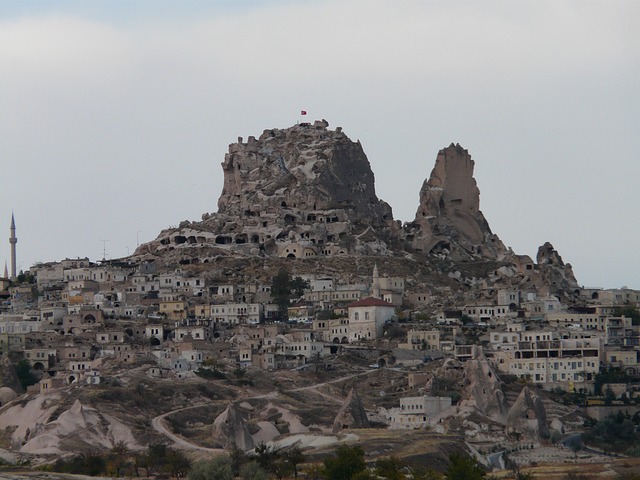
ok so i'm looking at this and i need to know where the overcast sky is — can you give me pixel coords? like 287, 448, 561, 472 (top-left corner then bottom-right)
1, 0, 638, 289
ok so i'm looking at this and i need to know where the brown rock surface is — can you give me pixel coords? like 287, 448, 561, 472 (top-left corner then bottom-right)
506, 386, 550, 440
332, 388, 370, 433
407, 143, 507, 260
212, 403, 255, 451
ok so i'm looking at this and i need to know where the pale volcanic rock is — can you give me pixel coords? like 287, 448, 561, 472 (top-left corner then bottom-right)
407, 143, 507, 260
140, 121, 396, 259
506, 386, 550, 440
217, 120, 392, 225
460, 355, 509, 422
332, 388, 370, 433
212, 403, 255, 451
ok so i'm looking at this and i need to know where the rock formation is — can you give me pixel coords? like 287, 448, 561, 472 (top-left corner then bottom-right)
506, 386, 550, 440
135, 121, 580, 297
458, 354, 509, 423
213, 403, 255, 451
140, 121, 396, 260
332, 388, 370, 433
405, 143, 507, 260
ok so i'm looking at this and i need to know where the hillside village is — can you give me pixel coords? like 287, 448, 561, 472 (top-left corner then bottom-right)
1, 122, 639, 476
1, 256, 638, 430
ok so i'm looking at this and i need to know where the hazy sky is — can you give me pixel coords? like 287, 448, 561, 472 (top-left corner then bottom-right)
1, 1, 638, 289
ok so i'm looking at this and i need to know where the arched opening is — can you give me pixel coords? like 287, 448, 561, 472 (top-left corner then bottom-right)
83, 314, 96, 324
377, 358, 387, 368
333, 337, 340, 344
287, 254, 296, 259
68, 375, 76, 384
592, 292, 599, 299
341, 336, 348, 344
33, 362, 45, 371
150, 337, 161, 346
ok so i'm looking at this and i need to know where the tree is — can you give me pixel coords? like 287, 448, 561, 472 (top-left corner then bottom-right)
254, 442, 280, 471
165, 448, 191, 479
290, 276, 309, 298
374, 456, 406, 480
272, 269, 294, 319
444, 453, 486, 480
144, 443, 168, 476
270, 269, 309, 320
230, 442, 248, 476
613, 305, 640, 326
323, 445, 367, 480
188, 457, 233, 480
282, 446, 306, 479
108, 440, 130, 477
240, 460, 268, 480
15, 359, 38, 390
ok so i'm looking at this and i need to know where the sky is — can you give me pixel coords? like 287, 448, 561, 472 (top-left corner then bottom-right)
0, 0, 638, 289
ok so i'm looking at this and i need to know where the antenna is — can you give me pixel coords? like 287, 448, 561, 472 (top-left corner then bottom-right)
100, 239, 109, 261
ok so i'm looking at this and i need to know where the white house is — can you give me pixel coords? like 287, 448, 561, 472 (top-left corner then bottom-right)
347, 297, 395, 342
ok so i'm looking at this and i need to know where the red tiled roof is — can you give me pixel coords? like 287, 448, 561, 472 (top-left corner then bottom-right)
347, 297, 395, 308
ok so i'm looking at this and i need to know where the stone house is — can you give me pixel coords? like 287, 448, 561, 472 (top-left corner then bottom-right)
387, 395, 452, 429
159, 300, 186, 321
347, 297, 395, 342
398, 329, 441, 351
210, 303, 263, 325
174, 324, 206, 342
24, 348, 57, 369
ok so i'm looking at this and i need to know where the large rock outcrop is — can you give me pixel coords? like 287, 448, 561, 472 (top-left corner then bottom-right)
134, 121, 581, 298
458, 355, 509, 423
213, 403, 255, 451
506, 386, 550, 440
405, 143, 507, 260
139, 121, 396, 259
332, 388, 370, 433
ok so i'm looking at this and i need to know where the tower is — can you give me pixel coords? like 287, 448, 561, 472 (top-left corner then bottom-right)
9, 213, 17, 281
372, 263, 380, 299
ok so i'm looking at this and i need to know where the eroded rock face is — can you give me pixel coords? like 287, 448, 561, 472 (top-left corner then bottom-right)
218, 121, 392, 225
406, 144, 507, 260
506, 386, 550, 440
458, 354, 508, 423
139, 121, 396, 259
135, 124, 580, 297
332, 388, 370, 433
213, 403, 254, 451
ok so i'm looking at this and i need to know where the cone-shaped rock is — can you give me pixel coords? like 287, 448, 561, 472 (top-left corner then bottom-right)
409, 143, 507, 260
458, 354, 508, 423
332, 388, 370, 433
213, 403, 255, 451
506, 386, 550, 440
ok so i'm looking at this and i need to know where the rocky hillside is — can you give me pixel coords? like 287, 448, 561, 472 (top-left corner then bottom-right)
134, 120, 579, 297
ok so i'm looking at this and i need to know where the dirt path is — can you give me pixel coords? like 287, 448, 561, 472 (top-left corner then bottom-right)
151, 403, 224, 453
150, 368, 378, 450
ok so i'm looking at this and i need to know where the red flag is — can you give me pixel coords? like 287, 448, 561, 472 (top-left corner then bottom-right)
301, 110, 307, 115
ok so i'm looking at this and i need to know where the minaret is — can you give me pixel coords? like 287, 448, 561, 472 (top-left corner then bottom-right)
372, 263, 380, 299
3, 262, 8, 279
9, 213, 17, 281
